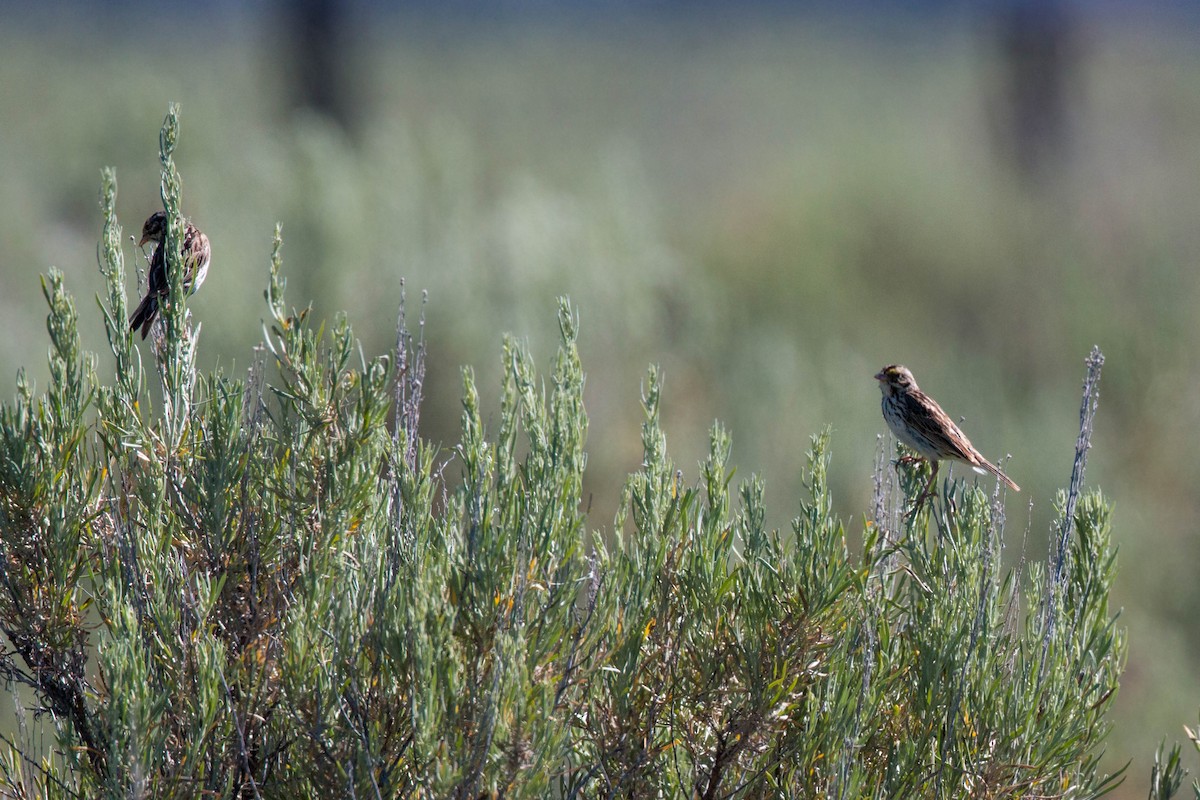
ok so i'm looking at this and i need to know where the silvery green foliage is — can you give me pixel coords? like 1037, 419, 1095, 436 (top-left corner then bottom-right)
0, 110, 1123, 800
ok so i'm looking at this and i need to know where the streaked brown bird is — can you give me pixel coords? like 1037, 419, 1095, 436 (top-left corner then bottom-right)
875, 364, 1019, 509
129, 211, 211, 339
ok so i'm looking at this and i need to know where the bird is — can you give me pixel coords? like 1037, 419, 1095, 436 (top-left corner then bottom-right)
129, 211, 210, 339
875, 364, 1019, 510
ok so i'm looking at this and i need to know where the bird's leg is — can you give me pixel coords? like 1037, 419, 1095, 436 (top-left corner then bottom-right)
906, 460, 939, 519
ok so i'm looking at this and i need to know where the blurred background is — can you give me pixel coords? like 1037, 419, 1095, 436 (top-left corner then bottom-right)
2, 0, 1199, 792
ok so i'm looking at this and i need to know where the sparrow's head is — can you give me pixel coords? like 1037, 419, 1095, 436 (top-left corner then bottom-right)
874, 364, 918, 397
137, 211, 169, 247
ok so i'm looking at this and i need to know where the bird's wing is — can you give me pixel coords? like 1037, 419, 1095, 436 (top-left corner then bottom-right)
147, 245, 168, 295
906, 392, 980, 463
182, 228, 211, 291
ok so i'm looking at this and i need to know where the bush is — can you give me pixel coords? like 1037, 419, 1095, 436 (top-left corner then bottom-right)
0, 108, 1123, 799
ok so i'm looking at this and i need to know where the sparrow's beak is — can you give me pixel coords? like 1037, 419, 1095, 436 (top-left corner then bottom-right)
137, 234, 150, 247
873, 371, 885, 382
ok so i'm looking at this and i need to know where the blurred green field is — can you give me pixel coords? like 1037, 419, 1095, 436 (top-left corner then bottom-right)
3, 8, 1200, 795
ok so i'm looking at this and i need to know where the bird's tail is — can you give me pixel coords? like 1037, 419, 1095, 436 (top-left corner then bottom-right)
972, 458, 1020, 492
129, 295, 158, 340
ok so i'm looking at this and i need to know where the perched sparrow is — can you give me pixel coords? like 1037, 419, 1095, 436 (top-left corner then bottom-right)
875, 364, 1019, 509
129, 211, 211, 339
